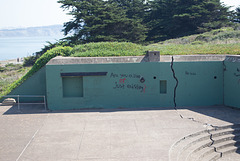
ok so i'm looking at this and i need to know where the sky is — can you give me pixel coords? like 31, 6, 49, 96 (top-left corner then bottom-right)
0, 0, 71, 29
0, 0, 240, 29
221, 0, 240, 9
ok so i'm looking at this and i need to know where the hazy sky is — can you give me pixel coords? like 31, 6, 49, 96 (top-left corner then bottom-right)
0, 0, 239, 29
0, 0, 71, 29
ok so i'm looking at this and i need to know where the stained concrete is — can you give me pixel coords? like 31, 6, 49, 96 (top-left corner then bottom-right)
0, 104, 240, 161
47, 55, 227, 65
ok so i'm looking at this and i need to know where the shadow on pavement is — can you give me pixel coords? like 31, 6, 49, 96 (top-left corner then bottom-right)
2, 103, 176, 115
2, 104, 240, 125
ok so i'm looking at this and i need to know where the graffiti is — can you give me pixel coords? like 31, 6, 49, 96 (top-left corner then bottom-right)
127, 84, 146, 92
110, 73, 119, 78
119, 78, 126, 84
113, 82, 125, 89
110, 72, 141, 79
185, 71, 196, 76
143, 85, 146, 93
113, 82, 146, 93
110, 72, 146, 93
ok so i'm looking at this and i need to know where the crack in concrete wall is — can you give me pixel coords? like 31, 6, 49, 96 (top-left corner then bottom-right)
170, 56, 224, 159
170, 56, 178, 108
170, 56, 183, 118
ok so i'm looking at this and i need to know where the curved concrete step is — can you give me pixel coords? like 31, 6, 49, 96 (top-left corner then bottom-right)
215, 139, 240, 151
213, 134, 240, 146
211, 128, 240, 138
179, 129, 240, 161
218, 152, 240, 161
191, 132, 240, 161
178, 139, 212, 161
169, 130, 210, 161
194, 146, 217, 161
169, 124, 240, 161
219, 146, 240, 156
198, 151, 221, 161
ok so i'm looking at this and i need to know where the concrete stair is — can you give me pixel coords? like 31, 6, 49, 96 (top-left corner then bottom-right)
1, 98, 16, 106
169, 124, 240, 161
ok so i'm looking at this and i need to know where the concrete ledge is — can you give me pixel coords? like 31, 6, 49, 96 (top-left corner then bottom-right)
47, 56, 146, 65
47, 55, 233, 65
161, 55, 227, 62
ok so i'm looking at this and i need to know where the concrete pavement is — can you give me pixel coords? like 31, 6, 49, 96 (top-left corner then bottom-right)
0, 104, 240, 161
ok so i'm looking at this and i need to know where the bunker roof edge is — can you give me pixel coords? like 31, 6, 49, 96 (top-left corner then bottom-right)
47, 55, 239, 65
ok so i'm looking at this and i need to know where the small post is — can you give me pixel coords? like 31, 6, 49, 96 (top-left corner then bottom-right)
43, 96, 47, 111
17, 95, 20, 111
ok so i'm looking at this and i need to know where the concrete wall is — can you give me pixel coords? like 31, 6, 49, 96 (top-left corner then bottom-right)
46, 63, 175, 110
8, 67, 46, 102
46, 61, 224, 110
224, 56, 240, 108
3, 55, 239, 110
174, 62, 223, 107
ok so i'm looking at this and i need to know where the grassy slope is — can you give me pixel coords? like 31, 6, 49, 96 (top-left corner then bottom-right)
147, 27, 240, 55
72, 42, 147, 57
0, 64, 31, 96
1, 27, 240, 98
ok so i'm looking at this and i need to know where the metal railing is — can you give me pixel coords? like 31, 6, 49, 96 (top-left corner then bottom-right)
1, 95, 47, 111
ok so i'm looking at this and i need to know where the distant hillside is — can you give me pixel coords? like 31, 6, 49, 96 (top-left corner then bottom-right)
0, 25, 64, 37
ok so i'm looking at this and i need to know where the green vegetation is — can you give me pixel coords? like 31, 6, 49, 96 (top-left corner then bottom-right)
148, 43, 240, 55
58, 0, 147, 43
58, 0, 235, 43
147, 27, 240, 55
72, 42, 147, 57
154, 27, 240, 45
0, 64, 30, 97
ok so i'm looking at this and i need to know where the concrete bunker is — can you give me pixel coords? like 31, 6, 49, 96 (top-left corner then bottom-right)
4, 54, 240, 110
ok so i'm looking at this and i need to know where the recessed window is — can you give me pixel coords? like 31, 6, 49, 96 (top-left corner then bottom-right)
62, 77, 83, 97
160, 80, 167, 94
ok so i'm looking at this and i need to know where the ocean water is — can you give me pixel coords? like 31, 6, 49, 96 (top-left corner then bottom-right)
0, 36, 62, 60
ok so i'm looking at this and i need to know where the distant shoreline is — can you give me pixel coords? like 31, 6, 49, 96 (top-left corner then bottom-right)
0, 58, 24, 66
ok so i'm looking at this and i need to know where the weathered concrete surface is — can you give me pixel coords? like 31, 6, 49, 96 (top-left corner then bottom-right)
0, 104, 240, 161
218, 153, 240, 161
47, 55, 228, 65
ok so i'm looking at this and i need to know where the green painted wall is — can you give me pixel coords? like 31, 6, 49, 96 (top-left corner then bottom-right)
224, 61, 240, 108
46, 63, 176, 110
9, 67, 46, 102
46, 62, 224, 110
174, 62, 223, 107
4, 59, 238, 109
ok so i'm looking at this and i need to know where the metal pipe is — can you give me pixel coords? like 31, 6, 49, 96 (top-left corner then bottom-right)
2, 95, 46, 111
